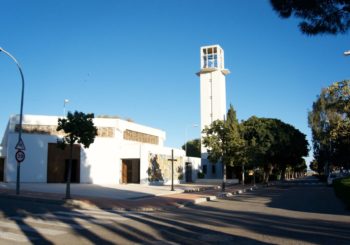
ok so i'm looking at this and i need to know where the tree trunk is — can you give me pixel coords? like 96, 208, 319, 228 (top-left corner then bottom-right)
222, 162, 226, 192
263, 163, 273, 184
242, 164, 245, 186
281, 165, 286, 181
65, 143, 73, 199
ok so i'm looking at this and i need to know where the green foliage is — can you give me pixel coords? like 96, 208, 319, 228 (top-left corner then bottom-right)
202, 104, 244, 167
333, 176, 350, 209
57, 111, 97, 199
270, 0, 350, 35
197, 171, 205, 179
242, 117, 308, 182
182, 138, 201, 157
203, 104, 308, 184
308, 80, 350, 173
177, 166, 184, 180
309, 159, 320, 174
57, 111, 98, 148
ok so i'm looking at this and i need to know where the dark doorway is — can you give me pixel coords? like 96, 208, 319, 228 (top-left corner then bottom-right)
185, 162, 192, 182
226, 165, 236, 179
0, 158, 4, 182
121, 159, 140, 184
47, 143, 81, 183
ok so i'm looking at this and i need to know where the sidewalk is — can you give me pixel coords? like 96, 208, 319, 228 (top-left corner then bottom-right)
0, 182, 264, 211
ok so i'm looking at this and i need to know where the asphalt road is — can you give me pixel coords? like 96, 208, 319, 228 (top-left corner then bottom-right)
0, 177, 349, 244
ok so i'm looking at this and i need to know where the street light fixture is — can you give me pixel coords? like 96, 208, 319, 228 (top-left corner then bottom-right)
0, 47, 25, 195
344, 50, 350, 56
63, 99, 69, 116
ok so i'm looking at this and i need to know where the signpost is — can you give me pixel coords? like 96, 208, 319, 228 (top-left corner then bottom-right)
168, 149, 177, 191
15, 150, 25, 163
15, 138, 25, 195
0, 47, 25, 195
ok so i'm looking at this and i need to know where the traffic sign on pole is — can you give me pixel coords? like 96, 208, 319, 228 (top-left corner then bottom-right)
15, 150, 25, 163
15, 138, 25, 150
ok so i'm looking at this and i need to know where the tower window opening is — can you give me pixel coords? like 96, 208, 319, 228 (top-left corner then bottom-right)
202, 47, 219, 68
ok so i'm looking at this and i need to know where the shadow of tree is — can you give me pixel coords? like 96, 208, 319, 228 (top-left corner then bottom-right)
0, 180, 349, 244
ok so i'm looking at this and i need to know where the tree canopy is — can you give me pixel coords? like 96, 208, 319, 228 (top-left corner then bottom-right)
202, 105, 244, 167
202, 105, 308, 183
270, 0, 350, 35
308, 80, 350, 173
242, 117, 308, 182
57, 111, 98, 199
182, 138, 201, 158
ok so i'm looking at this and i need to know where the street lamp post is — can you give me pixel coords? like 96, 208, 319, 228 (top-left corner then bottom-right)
63, 99, 69, 116
0, 47, 25, 195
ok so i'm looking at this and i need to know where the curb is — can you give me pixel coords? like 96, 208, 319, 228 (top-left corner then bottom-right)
0, 182, 281, 212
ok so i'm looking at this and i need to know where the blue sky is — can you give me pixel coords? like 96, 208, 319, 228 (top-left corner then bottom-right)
1, 0, 349, 162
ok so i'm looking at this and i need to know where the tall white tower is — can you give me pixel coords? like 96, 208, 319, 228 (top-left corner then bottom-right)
197, 44, 230, 155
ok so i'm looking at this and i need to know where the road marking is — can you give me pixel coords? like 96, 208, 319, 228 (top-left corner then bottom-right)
0, 220, 66, 236
0, 230, 37, 243
9, 216, 90, 230
54, 211, 128, 221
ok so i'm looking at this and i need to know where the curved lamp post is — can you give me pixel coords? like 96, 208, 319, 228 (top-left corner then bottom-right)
63, 99, 69, 116
0, 47, 25, 195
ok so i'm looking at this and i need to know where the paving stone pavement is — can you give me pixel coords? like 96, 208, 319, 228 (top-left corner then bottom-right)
0, 182, 272, 211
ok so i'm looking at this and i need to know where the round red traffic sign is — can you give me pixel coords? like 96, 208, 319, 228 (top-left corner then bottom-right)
15, 150, 25, 163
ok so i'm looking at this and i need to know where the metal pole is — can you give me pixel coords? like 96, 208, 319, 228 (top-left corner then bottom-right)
171, 149, 174, 191
63, 99, 69, 116
0, 48, 25, 195
222, 116, 226, 192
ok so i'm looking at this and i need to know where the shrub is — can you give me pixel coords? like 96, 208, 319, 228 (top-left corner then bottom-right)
333, 176, 350, 209
197, 171, 205, 179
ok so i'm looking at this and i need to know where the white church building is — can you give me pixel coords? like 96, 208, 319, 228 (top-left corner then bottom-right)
0, 114, 202, 184
0, 44, 230, 185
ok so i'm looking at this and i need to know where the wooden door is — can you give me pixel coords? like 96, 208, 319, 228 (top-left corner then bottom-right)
122, 160, 128, 184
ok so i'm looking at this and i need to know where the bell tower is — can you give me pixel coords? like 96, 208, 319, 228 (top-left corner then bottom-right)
197, 44, 230, 155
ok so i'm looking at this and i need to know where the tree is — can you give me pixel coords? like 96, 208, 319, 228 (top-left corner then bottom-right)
182, 138, 201, 158
309, 80, 350, 173
202, 104, 244, 190
270, 119, 308, 180
226, 105, 246, 184
57, 111, 98, 199
242, 117, 275, 183
270, 0, 350, 35
309, 159, 319, 173
242, 117, 308, 183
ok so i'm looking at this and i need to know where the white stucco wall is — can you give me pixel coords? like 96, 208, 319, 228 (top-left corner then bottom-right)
200, 70, 227, 154
3, 114, 172, 184
185, 156, 202, 181
5, 133, 57, 182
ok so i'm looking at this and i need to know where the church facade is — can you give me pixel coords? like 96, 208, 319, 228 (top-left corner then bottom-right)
0, 114, 200, 184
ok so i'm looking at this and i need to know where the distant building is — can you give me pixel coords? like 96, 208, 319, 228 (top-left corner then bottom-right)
197, 44, 230, 178
0, 115, 200, 184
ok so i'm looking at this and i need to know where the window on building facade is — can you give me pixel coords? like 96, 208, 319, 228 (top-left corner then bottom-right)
203, 165, 207, 174
212, 164, 216, 174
